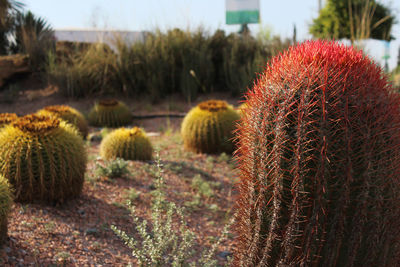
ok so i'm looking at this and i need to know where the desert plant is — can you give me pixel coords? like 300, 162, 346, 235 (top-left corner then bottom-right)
0, 174, 12, 245
9, 10, 54, 70
100, 127, 153, 161
111, 153, 231, 266
36, 105, 89, 138
95, 157, 130, 179
233, 41, 400, 266
88, 99, 132, 127
47, 43, 118, 98
181, 100, 240, 154
0, 112, 17, 127
0, 114, 87, 203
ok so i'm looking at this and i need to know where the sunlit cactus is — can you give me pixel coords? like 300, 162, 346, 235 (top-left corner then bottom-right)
0, 115, 87, 203
0, 113, 18, 128
233, 41, 400, 266
0, 175, 12, 245
100, 127, 153, 161
37, 105, 89, 137
88, 99, 132, 127
181, 99, 239, 154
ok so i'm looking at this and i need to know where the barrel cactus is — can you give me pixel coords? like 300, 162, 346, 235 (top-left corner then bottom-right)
181, 100, 239, 154
100, 127, 153, 161
0, 175, 12, 245
234, 41, 400, 266
0, 113, 17, 128
0, 115, 87, 203
88, 99, 132, 127
37, 105, 89, 138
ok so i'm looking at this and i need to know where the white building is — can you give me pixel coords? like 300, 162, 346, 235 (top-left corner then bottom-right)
54, 29, 147, 50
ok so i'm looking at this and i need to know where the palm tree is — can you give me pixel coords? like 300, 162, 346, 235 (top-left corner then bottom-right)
0, 0, 23, 54
9, 10, 54, 70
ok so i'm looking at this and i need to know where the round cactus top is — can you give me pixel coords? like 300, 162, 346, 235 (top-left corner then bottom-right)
198, 100, 228, 112
0, 113, 18, 125
12, 114, 60, 133
42, 105, 74, 115
99, 99, 119, 107
128, 127, 144, 137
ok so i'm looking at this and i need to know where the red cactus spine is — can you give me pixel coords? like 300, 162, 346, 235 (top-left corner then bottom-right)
233, 41, 400, 266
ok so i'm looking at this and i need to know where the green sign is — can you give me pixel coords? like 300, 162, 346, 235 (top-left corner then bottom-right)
226, 0, 260, 25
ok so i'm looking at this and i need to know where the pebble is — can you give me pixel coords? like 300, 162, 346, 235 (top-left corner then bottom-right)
217, 251, 233, 259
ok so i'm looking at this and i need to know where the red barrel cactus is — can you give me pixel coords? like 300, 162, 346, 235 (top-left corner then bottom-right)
233, 41, 400, 266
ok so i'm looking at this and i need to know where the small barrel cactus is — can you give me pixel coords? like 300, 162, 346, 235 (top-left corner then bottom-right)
0, 115, 87, 203
234, 41, 400, 266
181, 100, 239, 154
36, 105, 89, 138
88, 99, 132, 127
0, 113, 17, 128
0, 175, 12, 245
100, 127, 153, 161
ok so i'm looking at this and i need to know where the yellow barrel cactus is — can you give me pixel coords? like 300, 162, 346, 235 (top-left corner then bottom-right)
100, 127, 153, 161
37, 105, 89, 138
181, 99, 240, 154
88, 99, 132, 127
0, 115, 87, 203
0, 175, 12, 245
0, 113, 18, 128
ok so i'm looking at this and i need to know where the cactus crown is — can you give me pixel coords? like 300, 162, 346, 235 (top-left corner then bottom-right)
12, 115, 60, 134
99, 99, 119, 107
128, 127, 142, 136
37, 105, 89, 138
0, 113, 17, 125
198, 99, 228, 112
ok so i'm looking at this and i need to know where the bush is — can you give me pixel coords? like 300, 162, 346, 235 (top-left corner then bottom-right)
100, 127, 153, 161
181, 100, 240, 154
88, 99, 132, 128
95, 158, 130, 179
111, 154, 231, 266
36, 105, 88, 138
46, 28, 290, 100
0, 114, 87, 203
234, 41, 400, 266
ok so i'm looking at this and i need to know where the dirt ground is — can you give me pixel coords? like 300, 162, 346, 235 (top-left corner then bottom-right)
0, 81, 242, 266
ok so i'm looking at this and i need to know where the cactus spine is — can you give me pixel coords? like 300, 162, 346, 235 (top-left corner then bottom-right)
233, 41, 400, 266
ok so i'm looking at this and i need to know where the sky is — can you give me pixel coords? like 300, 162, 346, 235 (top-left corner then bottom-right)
24, 0, 400, 70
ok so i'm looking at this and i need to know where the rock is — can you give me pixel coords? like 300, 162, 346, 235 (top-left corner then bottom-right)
0, 54, 30, 88
85, 228, 98, 236
217, 251, 233, 259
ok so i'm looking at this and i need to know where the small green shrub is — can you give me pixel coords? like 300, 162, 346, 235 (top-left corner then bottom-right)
111, 153, 232, 266
191, 174, 213, 198
95, 158, 130, 179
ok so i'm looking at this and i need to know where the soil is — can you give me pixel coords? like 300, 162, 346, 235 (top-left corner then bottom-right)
0, 82, 242, 266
